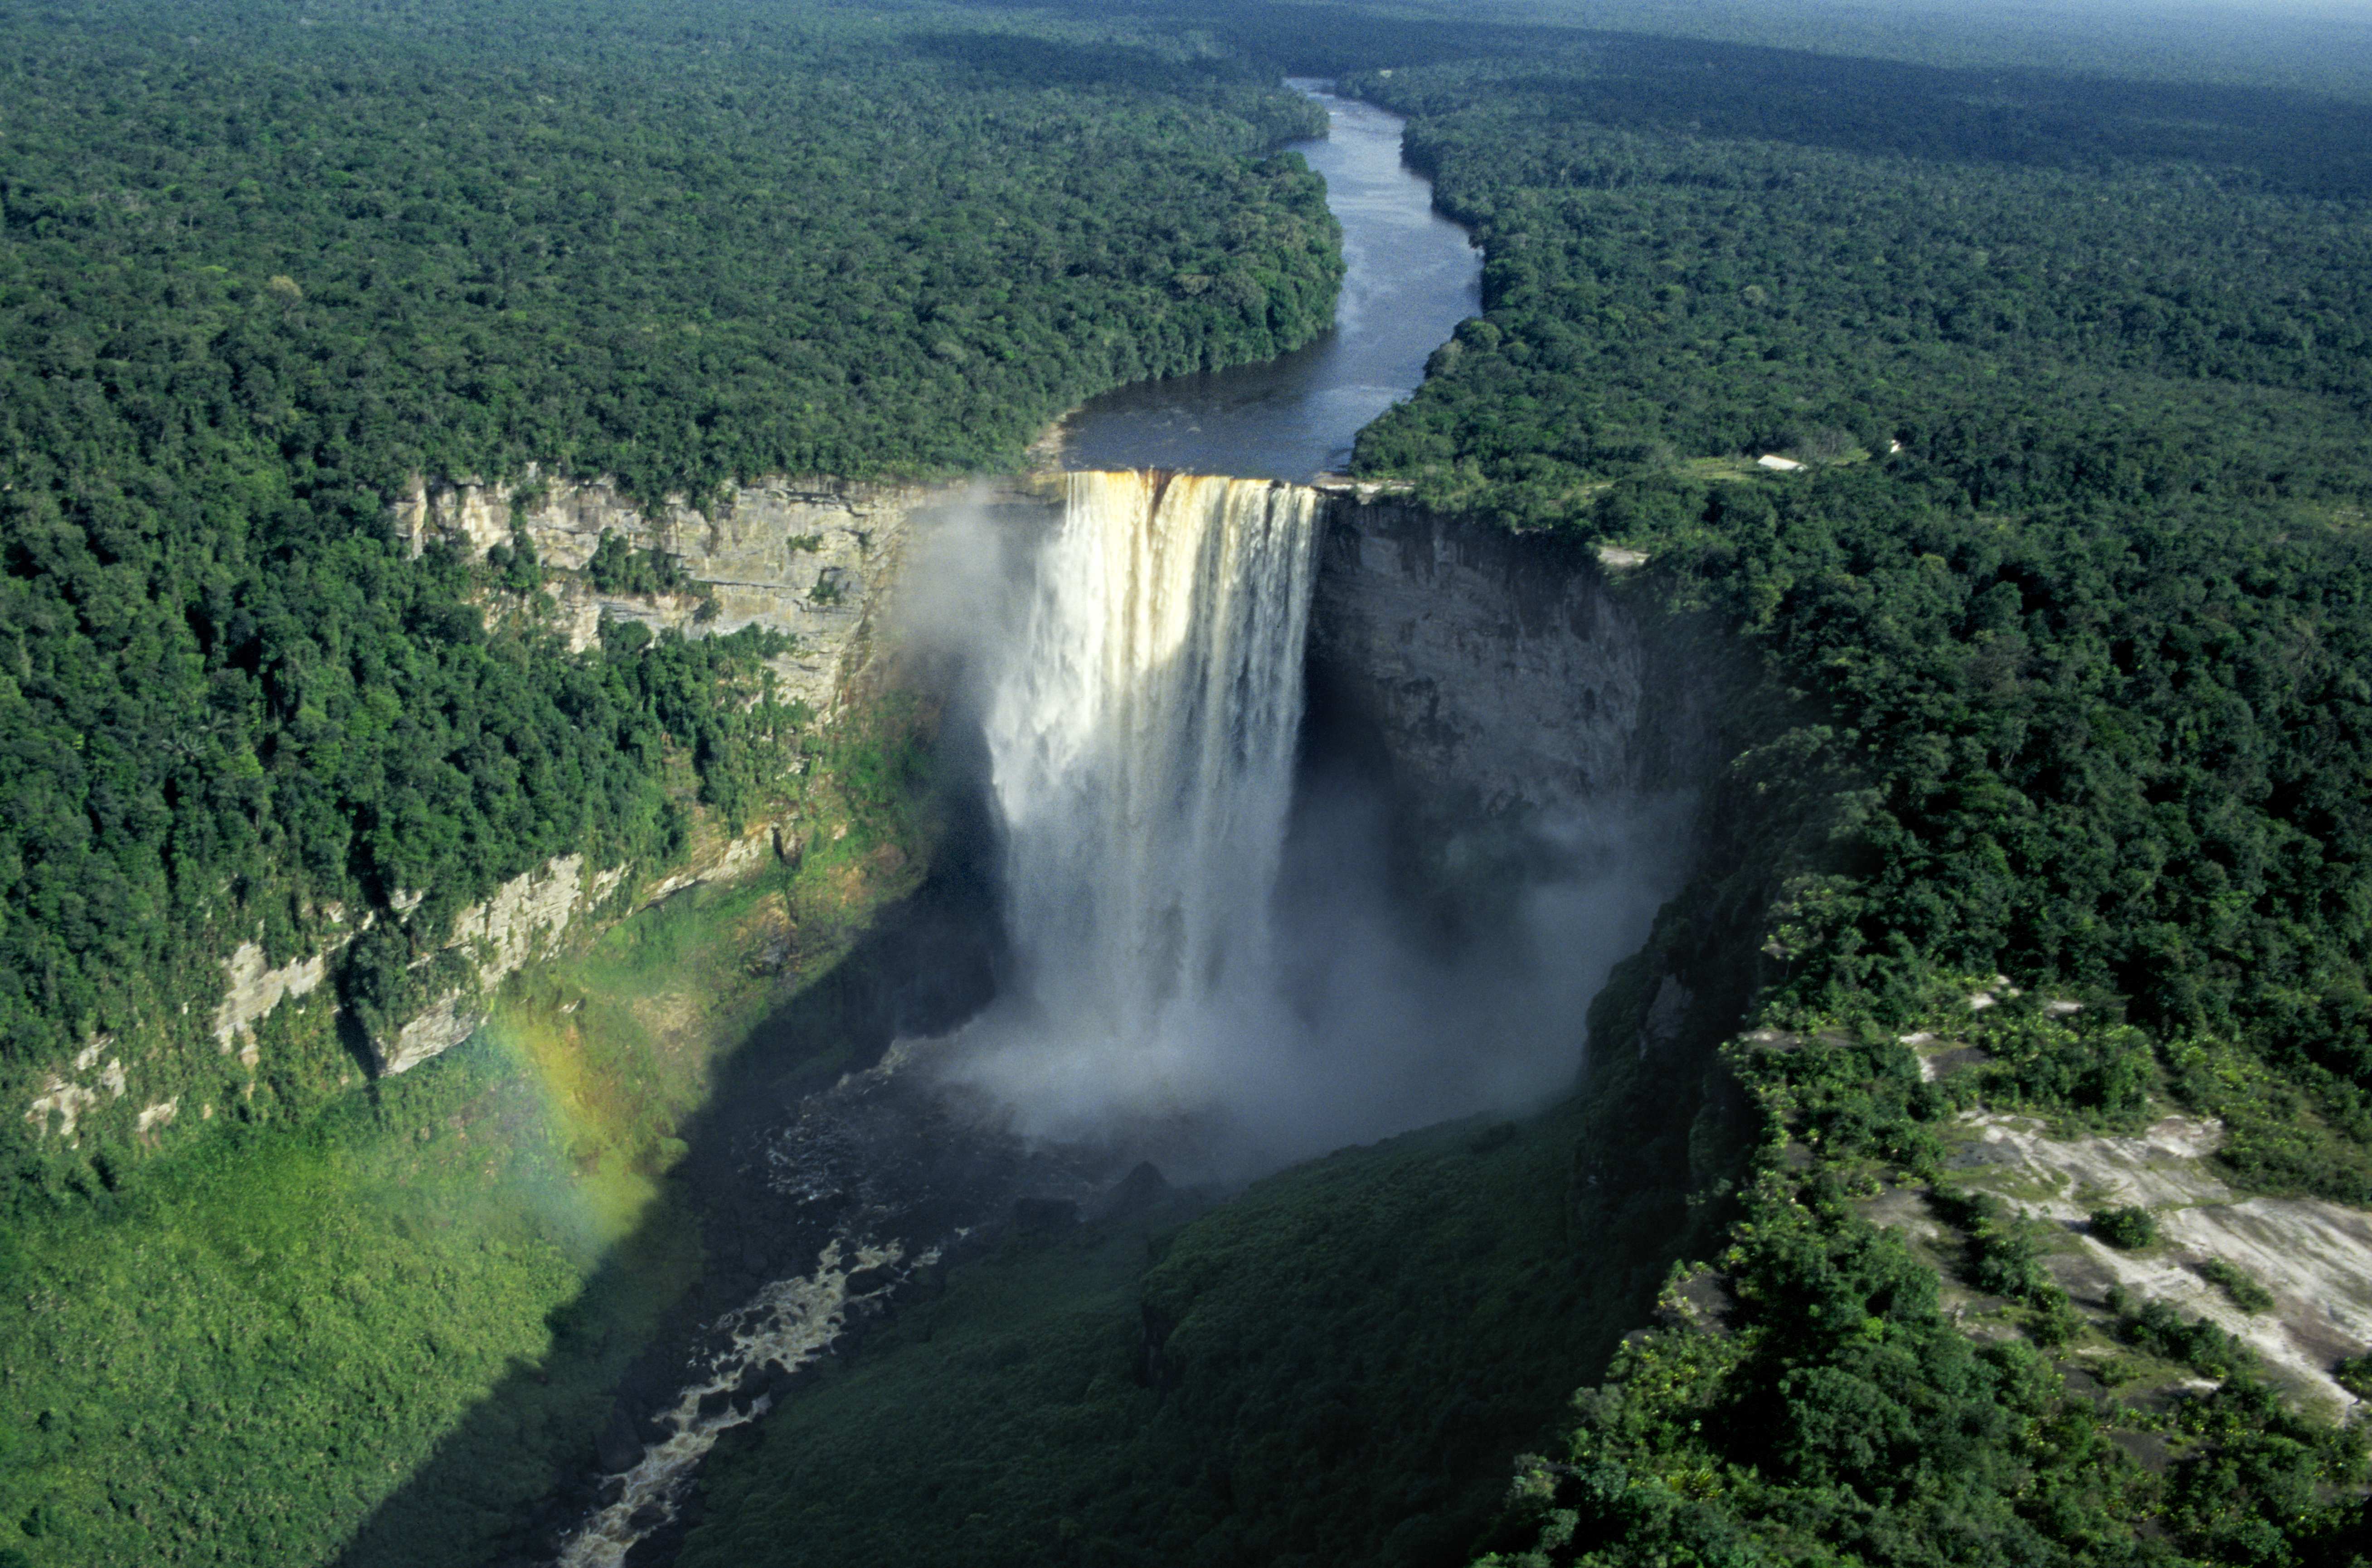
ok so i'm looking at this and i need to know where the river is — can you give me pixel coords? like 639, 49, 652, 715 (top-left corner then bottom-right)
1059, 80, 1481, 480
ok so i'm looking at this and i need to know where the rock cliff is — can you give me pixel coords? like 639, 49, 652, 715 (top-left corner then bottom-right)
394, 471, 996, 716
1307, 491, 1715, 824
107, 472, 1009, 1127
356, 471, 1031, 1077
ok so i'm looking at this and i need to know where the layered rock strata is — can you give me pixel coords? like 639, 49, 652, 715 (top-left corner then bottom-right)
394, 471, 1016, 716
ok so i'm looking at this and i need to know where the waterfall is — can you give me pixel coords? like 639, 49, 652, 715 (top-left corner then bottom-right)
953, 471, 1321, 1128
991, 470, 1321, 1039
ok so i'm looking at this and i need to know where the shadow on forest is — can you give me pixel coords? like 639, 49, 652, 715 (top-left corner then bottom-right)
330, 825, 1006, 1568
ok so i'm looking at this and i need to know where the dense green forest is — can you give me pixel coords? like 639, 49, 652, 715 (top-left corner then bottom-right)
12, 1, 2372, 1566
0, 0, 1340, 1183
1322, 26, 2372, 1568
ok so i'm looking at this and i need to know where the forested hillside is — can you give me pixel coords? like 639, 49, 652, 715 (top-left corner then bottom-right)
0, 0, 1339, 1183
13, 2, 2372, 1566
1331, 31, 2372, 1568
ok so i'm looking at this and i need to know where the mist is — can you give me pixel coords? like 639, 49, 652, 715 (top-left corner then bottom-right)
888, 478, 1693, 1184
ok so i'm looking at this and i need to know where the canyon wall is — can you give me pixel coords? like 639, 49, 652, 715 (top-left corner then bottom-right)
395, 471, 1021, 715
1303, 490, 1744, 1091
26, 474, 1040, 1147
352, 473, 1045, 1073
1307, 488, 1716, 824
33, 472, 1715, 1136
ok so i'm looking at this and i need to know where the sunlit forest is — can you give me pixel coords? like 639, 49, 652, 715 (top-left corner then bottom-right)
6, 1, 2372, 1566
0, 0, 1339, 1159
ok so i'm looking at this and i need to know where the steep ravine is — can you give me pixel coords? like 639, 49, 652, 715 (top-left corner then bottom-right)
618, 492, 1751, 1568
289, 469, 1755, 1568
505, 486, 1745, 1565
85, 472, 1060, 1138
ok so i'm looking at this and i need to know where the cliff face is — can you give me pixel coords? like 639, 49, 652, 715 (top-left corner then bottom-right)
1303, 492, 1743, 1103
44, 475, 1710, 1138
355, 474, 1026, 1074
1307, 492, 1715, 824
394, 472, 982, 716
373, 852, 627, 1075
24, 473, 1011, 1148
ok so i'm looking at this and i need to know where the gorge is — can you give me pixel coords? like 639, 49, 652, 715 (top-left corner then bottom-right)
478, 85, 1724, 1566
14, 9, 2371, 1567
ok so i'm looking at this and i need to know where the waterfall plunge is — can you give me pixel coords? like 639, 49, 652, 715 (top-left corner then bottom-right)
941, 472, 1321, 1145
993, 471, 1318, 1028
919, 469, 1692, 1175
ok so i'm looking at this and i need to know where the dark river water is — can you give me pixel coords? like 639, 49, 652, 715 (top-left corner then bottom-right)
1059, 80, 1481, 481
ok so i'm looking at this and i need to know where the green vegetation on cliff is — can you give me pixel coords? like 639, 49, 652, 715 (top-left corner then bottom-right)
0, 709, 940, 1568
1321, 25, 2372, 1568
0, 0, 1339, 1185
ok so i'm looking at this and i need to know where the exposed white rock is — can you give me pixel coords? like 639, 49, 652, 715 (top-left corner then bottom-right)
1966, 974, 2018, 1011
26, 1077, 99, 1143
542, 581, 606, 654
376, 832, 775, 1073
449, 854, 584, 980
136, 1098, 179, 1135
23, 1045, 126, 1142
213, 940, 340, 1056
395, 472, 972, 720
1756, 454, 1805, 472
1953, 1112, 2372, 1412
586, 860, 632, 908
375, 855, 586, 1075
161, 471, 1004, 1091
378, 992, 481, 1077
390, 476, 515, 558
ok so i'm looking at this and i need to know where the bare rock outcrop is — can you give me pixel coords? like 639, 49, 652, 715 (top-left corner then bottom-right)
23, 1037, 127, 1145
393, 471, 978, 718
1307, 492, 1713, 821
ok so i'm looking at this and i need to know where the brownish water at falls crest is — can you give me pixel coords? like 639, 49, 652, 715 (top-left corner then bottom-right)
938, 471, 1325, 1148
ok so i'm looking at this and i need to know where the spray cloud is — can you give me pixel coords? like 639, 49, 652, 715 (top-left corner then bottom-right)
910, 471, 1688, 1180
